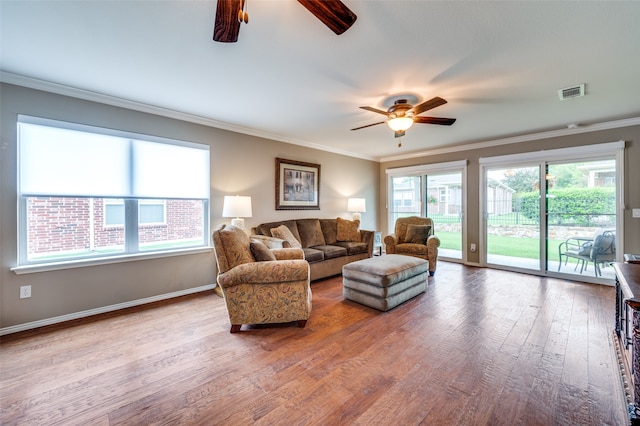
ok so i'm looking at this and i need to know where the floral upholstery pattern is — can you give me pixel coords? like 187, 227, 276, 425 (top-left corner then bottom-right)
336, 217, 361, 242
212, 224, 255, 273
212, 223, 311, 332
384, 216, 440, 276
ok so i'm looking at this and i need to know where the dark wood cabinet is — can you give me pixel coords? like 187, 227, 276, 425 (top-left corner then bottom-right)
614, 262, 640, 425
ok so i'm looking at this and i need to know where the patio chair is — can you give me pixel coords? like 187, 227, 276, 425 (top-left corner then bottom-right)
558, 229, 616, 277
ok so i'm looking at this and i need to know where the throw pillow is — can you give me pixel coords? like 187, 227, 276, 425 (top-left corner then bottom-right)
405, 224, 431, 244
250, 240, 277, 262
270, 225, 302, 249
336, 217, 361, 242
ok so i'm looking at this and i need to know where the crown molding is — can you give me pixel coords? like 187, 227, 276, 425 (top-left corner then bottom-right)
3, 72, 638, 164
0, 72, 376, 161
380, 116, 640, 163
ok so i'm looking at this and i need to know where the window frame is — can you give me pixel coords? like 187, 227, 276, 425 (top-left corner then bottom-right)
14, 116, 211, 273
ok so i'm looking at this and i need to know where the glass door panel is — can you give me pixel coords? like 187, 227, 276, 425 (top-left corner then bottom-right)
485, 165, 541, 271
390, 176, 422, 224
547, 159, 617, 280
426, 172, 463, 259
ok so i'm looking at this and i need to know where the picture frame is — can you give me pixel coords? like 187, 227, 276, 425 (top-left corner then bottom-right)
275, 158, 320, 210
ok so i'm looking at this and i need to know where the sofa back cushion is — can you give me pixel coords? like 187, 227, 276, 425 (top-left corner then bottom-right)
297, 219, 326, 248
212, 224, 254, 273
319, 219, 338, 244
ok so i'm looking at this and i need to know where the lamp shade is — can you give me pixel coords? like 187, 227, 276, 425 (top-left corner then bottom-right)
347, 198, 366, 213
387, 117, 414, 132
222, 195, 252, 218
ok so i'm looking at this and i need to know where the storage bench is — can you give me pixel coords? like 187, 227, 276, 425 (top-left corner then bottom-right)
342, 254, 429, 311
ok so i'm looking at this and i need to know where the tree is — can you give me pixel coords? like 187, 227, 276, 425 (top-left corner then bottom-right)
502, 168, 539, 193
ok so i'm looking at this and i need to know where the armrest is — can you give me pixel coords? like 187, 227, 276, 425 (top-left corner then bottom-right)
384, 233, 398, 254
427, 235, 441, 249
360, 229, 374, 257
217, 259, 309, 288
272, 248, 304, 260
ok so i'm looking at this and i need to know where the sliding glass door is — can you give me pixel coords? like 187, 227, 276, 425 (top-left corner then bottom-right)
480, 142, 623, 284
387, 161, 466, 261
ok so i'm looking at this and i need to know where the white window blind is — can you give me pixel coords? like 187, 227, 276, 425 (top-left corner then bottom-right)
18, 118, 210, 199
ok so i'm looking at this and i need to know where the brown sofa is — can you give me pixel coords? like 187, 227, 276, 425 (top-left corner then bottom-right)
252, 218, 373, 281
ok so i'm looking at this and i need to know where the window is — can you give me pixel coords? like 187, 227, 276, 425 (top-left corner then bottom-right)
17, 116, 210, 266
104, 199, 167, 227
439, 188, 449, 203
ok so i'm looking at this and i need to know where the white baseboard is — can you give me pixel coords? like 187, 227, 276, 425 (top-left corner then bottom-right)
0, 284, 216, 336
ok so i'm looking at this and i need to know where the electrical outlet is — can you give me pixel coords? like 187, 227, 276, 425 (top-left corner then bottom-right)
633, 208, 640, 218
20, 285, 31, 299
470, 243, 477, 252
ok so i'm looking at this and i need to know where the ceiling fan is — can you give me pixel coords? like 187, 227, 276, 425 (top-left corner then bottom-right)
351, 96, 456, 138
213, 0, 357, 43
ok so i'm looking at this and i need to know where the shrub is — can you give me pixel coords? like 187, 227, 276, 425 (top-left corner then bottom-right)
517, 187, 615, 226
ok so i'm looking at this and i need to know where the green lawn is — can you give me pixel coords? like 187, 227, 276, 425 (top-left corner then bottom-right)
436, 231, 564, 261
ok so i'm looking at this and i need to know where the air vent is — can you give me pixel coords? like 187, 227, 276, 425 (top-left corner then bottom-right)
558, 84, 585, 100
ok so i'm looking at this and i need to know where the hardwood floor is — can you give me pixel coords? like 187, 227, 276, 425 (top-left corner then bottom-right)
0, 262, 628, 425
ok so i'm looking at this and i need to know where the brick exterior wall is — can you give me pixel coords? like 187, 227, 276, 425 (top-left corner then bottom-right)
27, 197, 203, 257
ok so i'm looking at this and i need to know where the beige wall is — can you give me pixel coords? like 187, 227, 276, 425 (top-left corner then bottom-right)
0, 83, 379, 331
379, 124, 640, 264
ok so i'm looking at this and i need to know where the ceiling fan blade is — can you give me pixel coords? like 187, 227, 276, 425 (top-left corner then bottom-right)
213, 0, 243, 43
414, 116, 457, 126
297, 0, 357, 35
360, 106, 388, 116
351, 121, 386, 131
412, 96, 447, 115
395, 130, 405, 138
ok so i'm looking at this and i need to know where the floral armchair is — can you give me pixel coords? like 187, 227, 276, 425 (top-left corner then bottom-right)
384, 216, 440, 276
211, 224, 312, 333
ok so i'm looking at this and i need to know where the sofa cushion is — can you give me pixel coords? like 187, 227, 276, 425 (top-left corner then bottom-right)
319, 219, 338, 244
258, 220, 301, 242
333, 241, 368, 256
250, 240, 277, 262
405, 224, 431, 244
270, 224, 302, 249
297, 218, 326, 248
336, 217, 361, 242
303, 247, 325, 263
396, 243, 428, 256
312, 245, 348, 260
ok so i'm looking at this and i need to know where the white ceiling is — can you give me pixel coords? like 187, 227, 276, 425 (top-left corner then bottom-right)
2, 0, 640, 161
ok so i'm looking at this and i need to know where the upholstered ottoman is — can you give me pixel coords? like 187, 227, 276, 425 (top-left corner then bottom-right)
342, 254, 429, 311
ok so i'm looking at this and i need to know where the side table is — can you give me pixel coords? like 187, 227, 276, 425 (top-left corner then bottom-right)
373, 231, 383, 256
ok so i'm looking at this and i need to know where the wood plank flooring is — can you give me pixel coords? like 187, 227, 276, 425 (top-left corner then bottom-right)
0, 262, 629, 425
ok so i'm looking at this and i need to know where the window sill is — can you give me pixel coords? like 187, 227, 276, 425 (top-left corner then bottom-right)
11, 247, 212, 275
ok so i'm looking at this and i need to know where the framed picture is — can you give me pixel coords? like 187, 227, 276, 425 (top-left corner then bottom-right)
276, 158, 320, 210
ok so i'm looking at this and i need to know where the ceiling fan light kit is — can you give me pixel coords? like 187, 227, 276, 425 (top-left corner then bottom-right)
352, 96, 456, 139
387, 116, 414, 132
